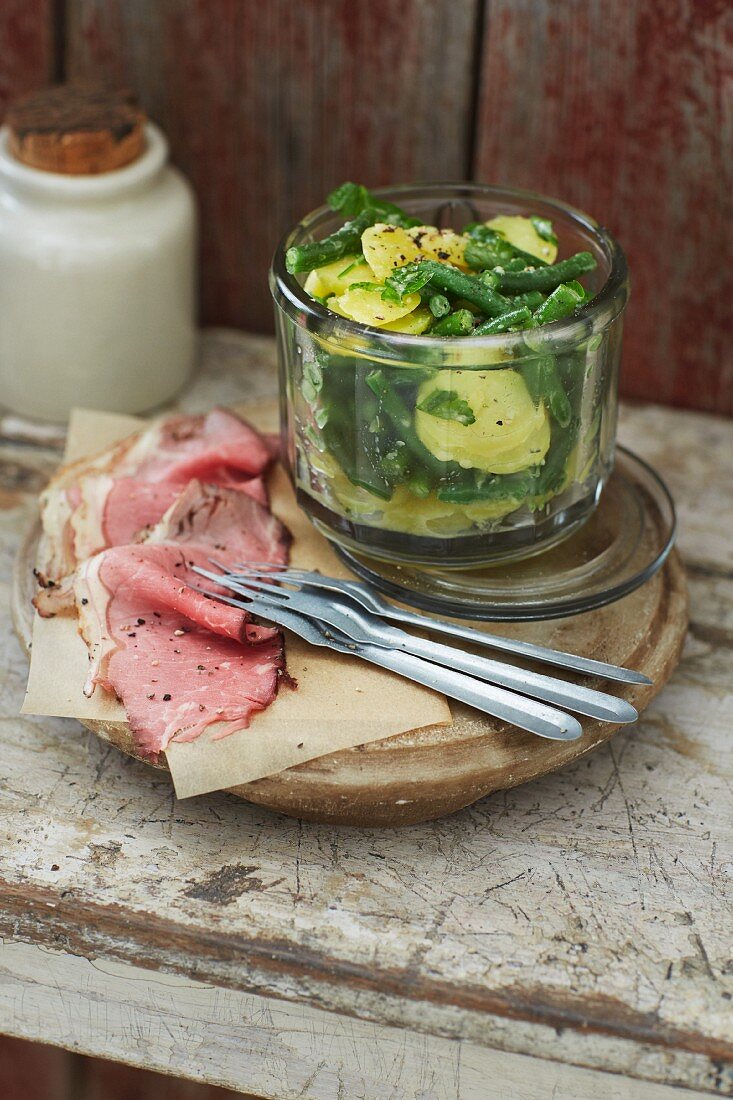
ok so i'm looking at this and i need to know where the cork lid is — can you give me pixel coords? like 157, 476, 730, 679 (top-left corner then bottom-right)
6, 83, 146, 175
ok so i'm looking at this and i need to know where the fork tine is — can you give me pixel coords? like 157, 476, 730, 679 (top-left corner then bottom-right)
222, 565, 318, 595
191, 565, 287, 599
228, 566, 316, 590
231, 561, 289, 573
193, 583, 357, 652
190, 580, 307, 627
191, 564, 236, 584
188, 582, 250, 604
235, 571, 308, 590
219, 576, 292, 600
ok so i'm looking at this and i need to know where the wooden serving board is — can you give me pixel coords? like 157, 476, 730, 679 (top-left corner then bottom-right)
13, 514, 688, 826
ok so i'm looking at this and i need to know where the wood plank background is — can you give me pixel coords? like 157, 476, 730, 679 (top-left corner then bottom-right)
0, 0, 730, 414
474, 0, 733, 414
0, 1, 55, 111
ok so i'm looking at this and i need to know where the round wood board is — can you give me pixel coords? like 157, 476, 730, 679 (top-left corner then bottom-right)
13, 519, 688, 827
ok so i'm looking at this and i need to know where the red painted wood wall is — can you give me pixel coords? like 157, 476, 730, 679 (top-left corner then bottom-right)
0, 0, 730, 415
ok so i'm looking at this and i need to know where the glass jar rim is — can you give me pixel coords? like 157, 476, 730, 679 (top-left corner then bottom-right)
270, 181, 629, 362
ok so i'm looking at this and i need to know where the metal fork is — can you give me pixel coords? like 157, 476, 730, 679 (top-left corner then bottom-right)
193, 566, 637, 725
190, 582, 582, 741
223, 563, 651, 686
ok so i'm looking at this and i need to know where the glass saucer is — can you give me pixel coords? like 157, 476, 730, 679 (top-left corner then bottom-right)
335, 447, 676, 622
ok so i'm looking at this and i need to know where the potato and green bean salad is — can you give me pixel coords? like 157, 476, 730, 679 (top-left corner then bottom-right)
284, 183, 604, 542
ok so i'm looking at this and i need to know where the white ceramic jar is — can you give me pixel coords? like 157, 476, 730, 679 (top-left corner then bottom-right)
0, 121, 196, 421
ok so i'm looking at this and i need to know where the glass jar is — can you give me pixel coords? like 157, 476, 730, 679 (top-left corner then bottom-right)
271, 183, 628, 567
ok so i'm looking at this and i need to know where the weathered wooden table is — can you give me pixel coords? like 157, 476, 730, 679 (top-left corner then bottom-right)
1, 331, 731, 1099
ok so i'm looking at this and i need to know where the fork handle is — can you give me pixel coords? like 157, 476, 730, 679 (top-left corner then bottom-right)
380, 605, 651, 685
369, 624, 637, 725
352, 641, 581, 742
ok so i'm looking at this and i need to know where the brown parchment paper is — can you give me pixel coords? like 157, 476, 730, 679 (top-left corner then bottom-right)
22, 406, 451, 798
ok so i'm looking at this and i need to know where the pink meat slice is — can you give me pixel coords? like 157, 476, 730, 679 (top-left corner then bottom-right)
142, 478, 290, 565
104, 479, 184, 546
35, 479, 183, 618
131, 408, 273, 484
36, 408, 273, 598
78, 545, 283, 757
75, 481, 291, 757
85, 473, 269, 552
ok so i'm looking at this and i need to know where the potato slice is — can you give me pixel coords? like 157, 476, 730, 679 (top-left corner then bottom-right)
415, 368, 550, 472
474, 416, 551, 474
381, 307, 433, 334
380, 487, 471, 536
304, 255, 374, 298
407, 226, 468, 268
376, 485, 521, 536
335, 285, 421, 327
486, 215, 557, 264
361, 224, 424, 281
324, 295, 351, 318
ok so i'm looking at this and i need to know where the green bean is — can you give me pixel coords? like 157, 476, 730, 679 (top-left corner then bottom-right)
386, 259, 504, 311
286, 208, 377, 274
387, 365, 440, 387
472, 306, 532, 336
565, 279, 588, 300
420, 261, 511, 317
407, 468, 432, 499
381, 364, 438, 387
378, 446, 410, 483
321, 422, 364, 495
543, 360, 573, 427
318, 370, 395, 501
507, 290, 546, 312
321, 355, 433, 391
480, 270, 501, 290
350, 468, 393, 500
427, 292, 450, 318
365, 369, 446, 479
533, 282, 585, 324
430, 309, 474, 337
437, 470, 536, 505
353, 382, 395, 499
554, 349, 586, 424
521, 356, 572, 426
470, 252, 527, 275
533, 419, 580, 496
521, 358, 544, 408
495, 252, 596, 293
